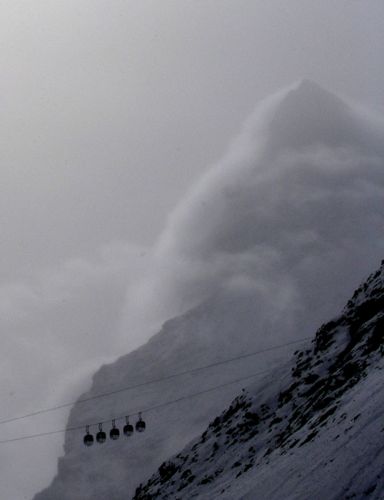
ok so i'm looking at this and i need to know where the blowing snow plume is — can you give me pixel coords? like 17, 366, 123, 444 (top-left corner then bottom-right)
123, 79, 384, 351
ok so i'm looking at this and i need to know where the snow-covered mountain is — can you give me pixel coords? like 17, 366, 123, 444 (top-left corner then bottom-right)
134, 261, 384, 499
34, 80, 384, 500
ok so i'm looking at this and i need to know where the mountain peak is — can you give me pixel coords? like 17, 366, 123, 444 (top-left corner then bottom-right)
294, 78, 333, 95
265, 79, 356, 153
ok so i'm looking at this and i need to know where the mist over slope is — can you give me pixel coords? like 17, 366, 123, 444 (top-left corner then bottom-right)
135, 261, 384, 499
35, 81, 384, 499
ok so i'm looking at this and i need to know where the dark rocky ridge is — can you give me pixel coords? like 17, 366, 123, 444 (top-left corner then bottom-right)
135, 262, 384, 499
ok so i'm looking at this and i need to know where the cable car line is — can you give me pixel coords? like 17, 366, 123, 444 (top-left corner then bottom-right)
0, 366, 278, 445
0, 336, 311, 428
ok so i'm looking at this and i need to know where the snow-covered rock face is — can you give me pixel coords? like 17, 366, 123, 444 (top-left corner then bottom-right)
35, 82, 384, 500
135, 263, 384, 500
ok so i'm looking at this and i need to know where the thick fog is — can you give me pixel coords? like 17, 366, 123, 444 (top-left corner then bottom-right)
0, 1, 384, 499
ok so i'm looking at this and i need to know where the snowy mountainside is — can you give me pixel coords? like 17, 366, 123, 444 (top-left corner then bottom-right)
135, 262, 384, 499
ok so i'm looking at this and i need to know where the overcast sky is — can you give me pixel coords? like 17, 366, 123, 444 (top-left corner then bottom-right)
0, 1, 384, 499
1, 0, 384, 278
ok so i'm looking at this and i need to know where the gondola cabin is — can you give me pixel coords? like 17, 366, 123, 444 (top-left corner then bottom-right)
83, 425, 94, 447
96, 424, 107, 444
110, 420, 120, 440
135, 413, 146, 432
123, 416, 134, 437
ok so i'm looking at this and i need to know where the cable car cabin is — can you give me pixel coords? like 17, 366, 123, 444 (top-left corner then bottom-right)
83, 426, 94, 447
84, 434, 94, 446
135, 413, 146, 432
123, 417, 134, 437
110, 420, 120, 440
96, 424, 107, 444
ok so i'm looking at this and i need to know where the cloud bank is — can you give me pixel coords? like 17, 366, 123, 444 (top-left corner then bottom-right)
121, 80, 384, 350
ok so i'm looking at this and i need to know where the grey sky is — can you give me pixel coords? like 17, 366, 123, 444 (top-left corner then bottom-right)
1, 0, 384, 278
0, 1, 384, 499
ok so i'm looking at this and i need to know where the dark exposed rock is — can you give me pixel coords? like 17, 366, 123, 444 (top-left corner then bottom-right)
134, 262, 384, 499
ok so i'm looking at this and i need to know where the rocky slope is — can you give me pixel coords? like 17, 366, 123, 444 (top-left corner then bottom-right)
135, 262, 384, 499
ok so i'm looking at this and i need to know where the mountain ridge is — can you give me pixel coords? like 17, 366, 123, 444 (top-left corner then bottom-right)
134, 261, 384, 499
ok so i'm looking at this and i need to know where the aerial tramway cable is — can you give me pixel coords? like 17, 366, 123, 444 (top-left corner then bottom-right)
0, 336, 311, 428
0, 364, 297, 445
